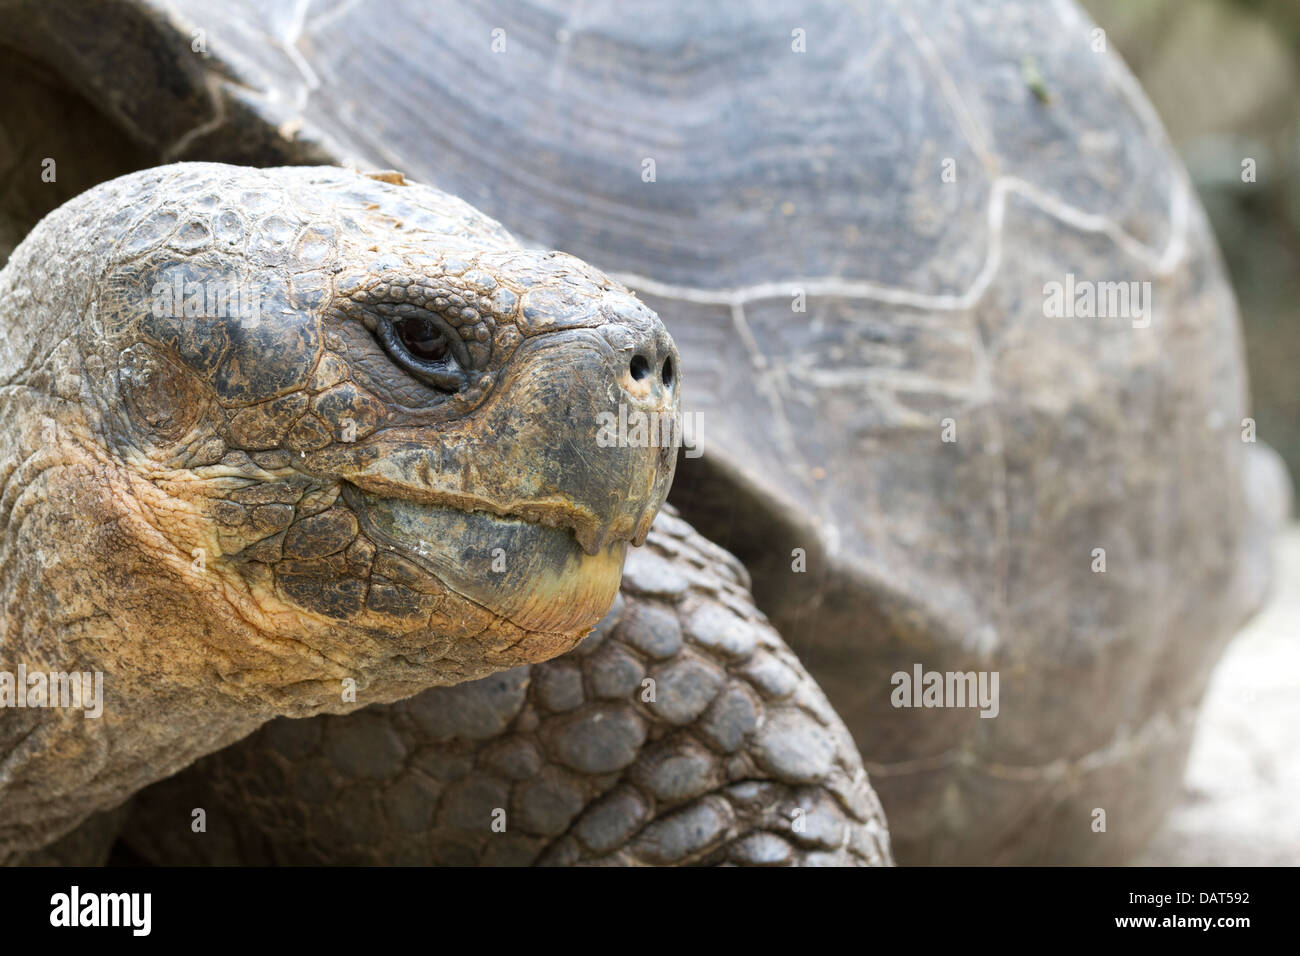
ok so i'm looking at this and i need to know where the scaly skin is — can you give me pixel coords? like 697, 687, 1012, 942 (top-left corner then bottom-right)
0, 163, 677, 859
123, 509, 892, 866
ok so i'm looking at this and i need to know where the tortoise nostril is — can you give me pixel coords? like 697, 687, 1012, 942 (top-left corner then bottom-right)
629, 354, 651, 382
661, 357, 674, 388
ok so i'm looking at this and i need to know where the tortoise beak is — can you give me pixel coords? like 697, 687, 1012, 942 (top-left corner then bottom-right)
591, 308, 680, 552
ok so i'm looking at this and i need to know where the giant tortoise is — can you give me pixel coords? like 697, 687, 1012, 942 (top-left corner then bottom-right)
0, 0, 1279, 865
0, 158, 892, 867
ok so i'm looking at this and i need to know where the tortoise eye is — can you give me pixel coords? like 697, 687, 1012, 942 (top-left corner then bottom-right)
374, 309, 467, 393
395, 316, 450, 362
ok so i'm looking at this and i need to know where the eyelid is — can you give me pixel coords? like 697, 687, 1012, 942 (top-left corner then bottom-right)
371, 306, 469, 392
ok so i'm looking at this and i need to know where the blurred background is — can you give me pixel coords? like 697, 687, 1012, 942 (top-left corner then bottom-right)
1084, 0, 1298, 864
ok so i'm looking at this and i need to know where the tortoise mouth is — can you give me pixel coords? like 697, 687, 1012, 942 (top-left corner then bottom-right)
338, 474, 647, 556
341, 484, 629, 634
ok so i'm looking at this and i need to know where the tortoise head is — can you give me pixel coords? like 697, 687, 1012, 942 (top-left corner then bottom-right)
64, 163, 679, 695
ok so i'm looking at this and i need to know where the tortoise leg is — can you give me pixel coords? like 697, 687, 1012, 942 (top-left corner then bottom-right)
121, 511, 892, 866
